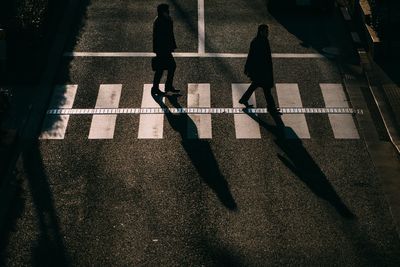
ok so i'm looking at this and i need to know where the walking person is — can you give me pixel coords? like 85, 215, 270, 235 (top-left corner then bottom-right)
239, 24, 280, 115
151, 3, 180, 95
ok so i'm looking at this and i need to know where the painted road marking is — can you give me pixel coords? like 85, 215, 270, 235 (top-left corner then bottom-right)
232, 84, 261, 139
320, 83, 360, 139
47, 107, 363, 115
40, 84, 78, 139
276, 83, 311, 139
63, 52, 325, 59
88, 84, 122, 139
198, 0, 205, 54
187, 84, 212, 139
138, 84, 165, 139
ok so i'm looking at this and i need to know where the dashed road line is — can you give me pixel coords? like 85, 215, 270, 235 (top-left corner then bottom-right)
276, 83, 310, 139
88, 84, 122, 139
40, 84, 78, 139
232, 84, 262, 139
320, 83, 360, 139
138, 84, 165, 139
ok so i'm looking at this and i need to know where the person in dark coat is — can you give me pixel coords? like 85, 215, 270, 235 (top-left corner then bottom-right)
239, 24, 280, 114
152, 3, 180, 95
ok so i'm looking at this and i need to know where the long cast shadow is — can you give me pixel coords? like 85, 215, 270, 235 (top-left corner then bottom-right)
244, 109, 355, 219
152, 93, 237, 211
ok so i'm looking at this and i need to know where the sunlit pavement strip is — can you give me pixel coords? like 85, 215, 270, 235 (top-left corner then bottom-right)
63, 52, 325, 58
88, 84, 121, 139
232, 84, 262, 139
46, 107, 363, 115
320, 83, 360, 139
40, 84, 78, 139
138, 84, 165, 139
276, 83, 311, 139
187, 83, 212, 139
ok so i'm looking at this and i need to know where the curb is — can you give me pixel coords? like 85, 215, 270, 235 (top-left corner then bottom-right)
338, 1, 400, 238
338, 2, 400, 154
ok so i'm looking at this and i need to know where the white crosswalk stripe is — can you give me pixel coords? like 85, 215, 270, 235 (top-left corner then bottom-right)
138, 84, 165, 139
320, 83, 360, 139
40, 82, 362, 140
276, 83, 311, 139
39, 84, 78, 139
88, 84, 122, 139
232, 84, 262, 139
187, 83, 212, 139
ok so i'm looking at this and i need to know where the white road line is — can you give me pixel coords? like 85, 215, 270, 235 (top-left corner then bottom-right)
198, 0, 205, 54
351, 32, 361, 43
40, 84, 78, 139
340, 7, 352, 20
187, 83, 212, 139
320, 83, 359, 139
63, 52, 325, 58
276, 83, 311, 139
88, 84, 122, 139
138, 84, 164, 139
47, 107, 362, 115
232, 84, 261, 139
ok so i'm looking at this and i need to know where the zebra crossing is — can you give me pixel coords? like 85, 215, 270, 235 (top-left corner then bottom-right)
39, 83, 361, 140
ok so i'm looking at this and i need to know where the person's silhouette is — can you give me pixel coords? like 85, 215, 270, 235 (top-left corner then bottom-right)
151, 4, 180, 96
240, 24, 281, 115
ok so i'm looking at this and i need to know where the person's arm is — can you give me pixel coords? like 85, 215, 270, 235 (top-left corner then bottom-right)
153, 20, 161, 54
244, 41, 255, 76
171, 21, 177, 50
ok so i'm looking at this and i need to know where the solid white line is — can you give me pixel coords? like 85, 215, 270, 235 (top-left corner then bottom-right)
320, 83, 359, 139
340, 7, 351, 20
198, 0, 205, 54
276, 83, 310, 139
63, 52, 325, 58
138, 84, 164, 139
89, 84, 122, 139
40, 84, 78, 140
232, 84, 261, 139
187, 83, 212, 139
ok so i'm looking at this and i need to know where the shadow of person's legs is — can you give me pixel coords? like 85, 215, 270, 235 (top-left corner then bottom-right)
243, 110, 355, 219
23, 141, 70, 266
152, 93, 237, 210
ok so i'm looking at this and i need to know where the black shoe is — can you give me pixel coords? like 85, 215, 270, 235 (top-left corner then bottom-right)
165, 87, 180, 93
239, 98, 253, 108
151, 87, 164, 96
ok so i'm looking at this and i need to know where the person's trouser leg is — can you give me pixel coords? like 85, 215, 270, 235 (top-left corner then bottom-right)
263, 86, 278, 111
153, 69, 163, 89
165, 56, 176, 90
240, 82, 258, 102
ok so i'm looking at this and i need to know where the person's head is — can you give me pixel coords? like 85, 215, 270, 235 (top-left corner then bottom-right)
157, 3, 170, 18
257, 24, 269, 38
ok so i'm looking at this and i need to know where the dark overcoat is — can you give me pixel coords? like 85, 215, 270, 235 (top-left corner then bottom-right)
153, 16, 177, 55
244, 36, 274, 88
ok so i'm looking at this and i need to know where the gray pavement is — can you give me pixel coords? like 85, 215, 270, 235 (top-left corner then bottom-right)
1, 0, 400, 266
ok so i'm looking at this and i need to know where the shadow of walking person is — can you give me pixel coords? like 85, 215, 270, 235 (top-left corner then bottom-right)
151, 93, 237, 211
243, 110, 355, 219
23, 140, 70, 266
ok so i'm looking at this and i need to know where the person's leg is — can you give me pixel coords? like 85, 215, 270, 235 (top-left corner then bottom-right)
152, 69, 164, 94
263, 85, 280, 113
165, 56, 178, 92
239, 82, 258, 103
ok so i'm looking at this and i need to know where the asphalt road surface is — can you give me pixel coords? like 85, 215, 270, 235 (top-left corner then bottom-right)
2, 0, 400, 266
